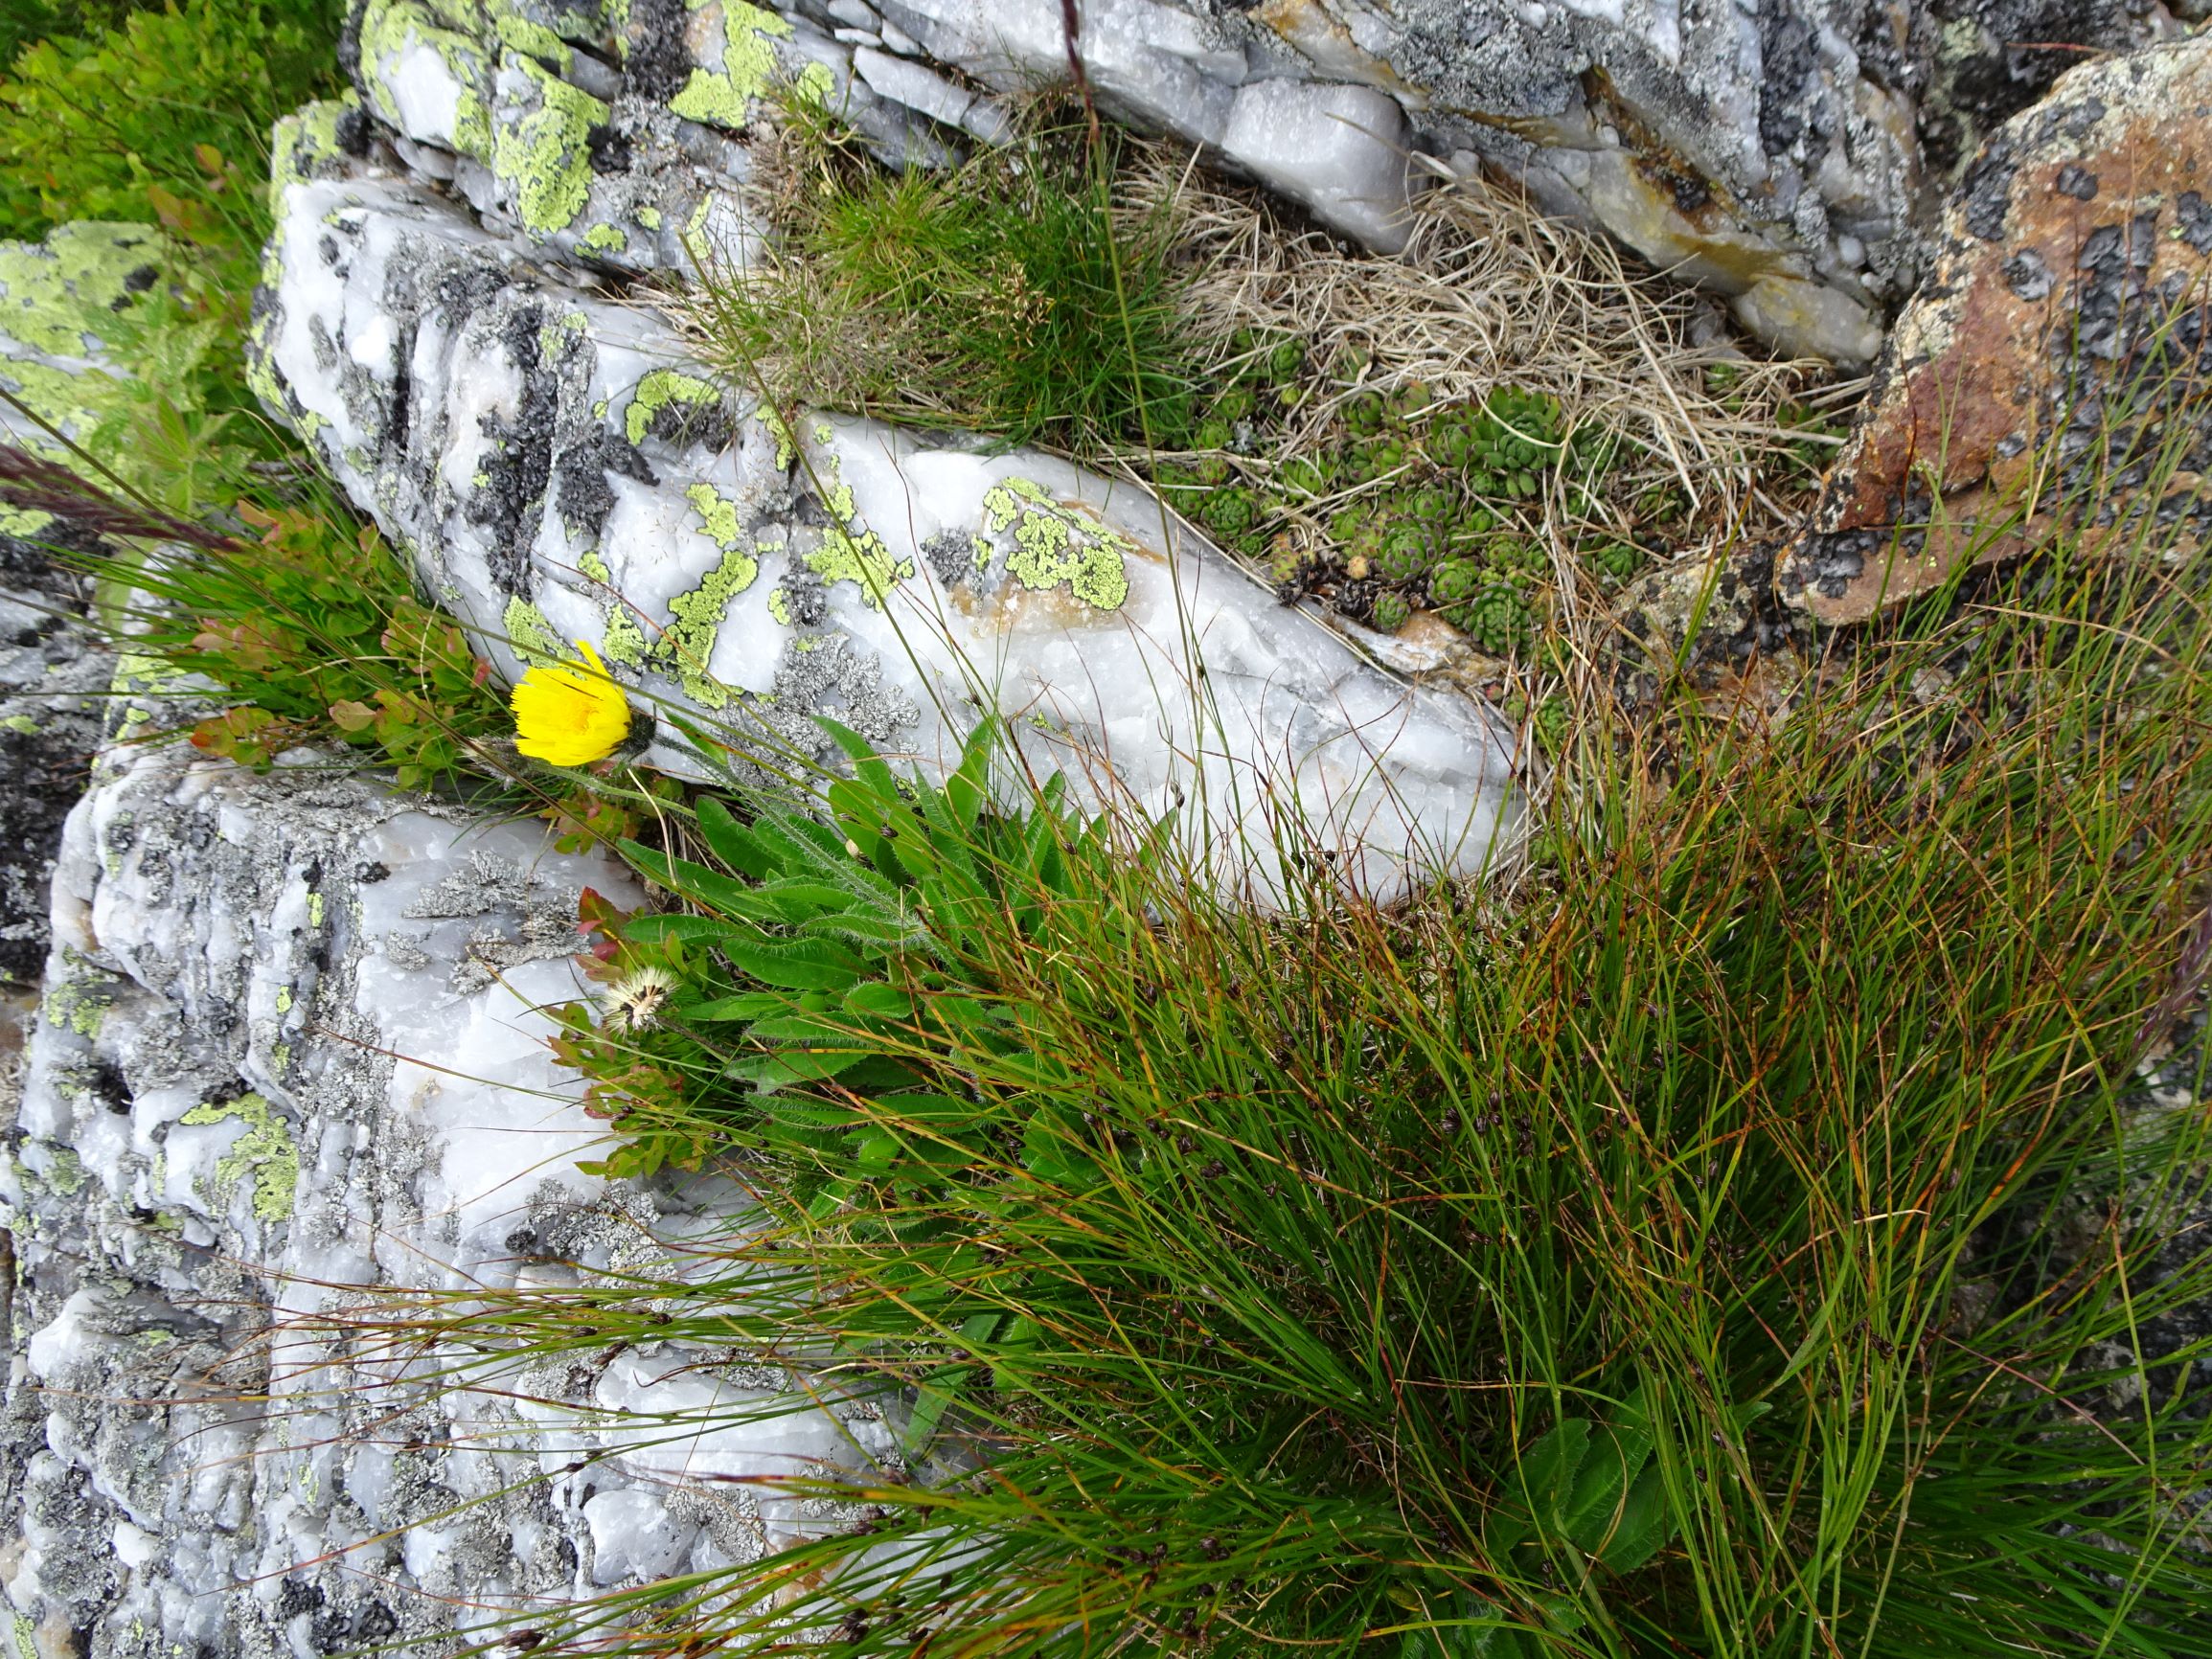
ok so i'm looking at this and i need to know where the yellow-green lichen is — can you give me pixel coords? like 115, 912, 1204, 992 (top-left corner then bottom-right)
580, 221, 628, 254
808, 524, 908, 606
504, 596, 563, 666
636, 204, 663, 230
626, 368, 718, 444
275, 987, 294, 1014
43, 1147, 86, 1196
978, 480, 1132, 610
493, 54, 608, 237
656, 485, 763, 706
179, 1092, 300, 1224
43, 964, 113, 1038
601, 604, 648, 666
307, 892, 325, 928
0, 220, 170, 357
766, 587, 792, 626
358, 0, 492, 157
667, 1, 792, 129
794, 60, 834, 105
760, 406, 796, 469
492, 5, 569, 64
578, 549, 612, 582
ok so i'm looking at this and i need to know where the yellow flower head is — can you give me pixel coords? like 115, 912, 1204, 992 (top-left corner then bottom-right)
512, 640, 632, 766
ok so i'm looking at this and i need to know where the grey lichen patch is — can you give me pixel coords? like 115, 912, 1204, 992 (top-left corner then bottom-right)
178, 1092, 301, 1223
494, 55, 609, 237
979, 478, 1133, 611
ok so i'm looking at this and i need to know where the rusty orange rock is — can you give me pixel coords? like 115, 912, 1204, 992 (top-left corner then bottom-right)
1781, 36, 2212, 625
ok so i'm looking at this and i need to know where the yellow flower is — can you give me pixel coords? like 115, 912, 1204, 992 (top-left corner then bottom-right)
512, 640, 632, 766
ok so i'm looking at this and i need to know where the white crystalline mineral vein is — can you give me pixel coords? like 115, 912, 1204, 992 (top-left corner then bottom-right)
254, 144, 1523, 902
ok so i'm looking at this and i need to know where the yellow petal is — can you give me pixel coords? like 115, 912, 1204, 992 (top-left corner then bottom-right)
511, 641, 632, 765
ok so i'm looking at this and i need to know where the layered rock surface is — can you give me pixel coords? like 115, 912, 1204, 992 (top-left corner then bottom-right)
0, 735, 906, 1654
329, 0, 2193, 369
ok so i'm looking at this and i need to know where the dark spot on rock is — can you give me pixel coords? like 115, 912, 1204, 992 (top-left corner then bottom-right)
1961, 148, 2017, 241
584, 122, 632, 174
274, 1580, 326, 1622
431, 261, 509, 326
124, 264, 159, 293
921, 529, 974, 586
2054, 163, 2098, 199
1669, 171, 1712, 215
624, 0, 693, 102
463, 305, 561, 599
319, 234, 342, 268
353, 1602, 399, 1643
555, 430, 658, 541
335, 103, 371, 157
2002, 247, 2054, 299
89, 1057, 130, 1114
1756, 0, 1819, 156
2177, 191, 2212, 255
355, 860, 390, 883
1799, 529, 1875, 598
2061, 95, 2107, 139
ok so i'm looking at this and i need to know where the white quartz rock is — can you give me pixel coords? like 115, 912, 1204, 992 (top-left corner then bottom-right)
1219, 79, 1414, 253
583, 1489, 699, 1583
252, 148, 1522, 902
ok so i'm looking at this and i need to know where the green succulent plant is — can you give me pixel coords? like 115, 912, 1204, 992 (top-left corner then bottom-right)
1587, 539, 1643, 586
1201, 487, 1260, 540
1343, 392, 1388, 439
1369, 591, 1412, 632
1374, 522, 1435, 584
1430, 557, 1485, 606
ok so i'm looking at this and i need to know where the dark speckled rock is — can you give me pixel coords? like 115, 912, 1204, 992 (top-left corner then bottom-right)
1783, 34, 2212, 623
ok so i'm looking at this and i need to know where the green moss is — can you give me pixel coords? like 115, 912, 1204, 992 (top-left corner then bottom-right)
979, 480, 1132, 611
179, 1092, 300, 1223
503, 596, 563, 667
492, 54, 607, 237
626, 368, 718, 444
667, 0, 792, 129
